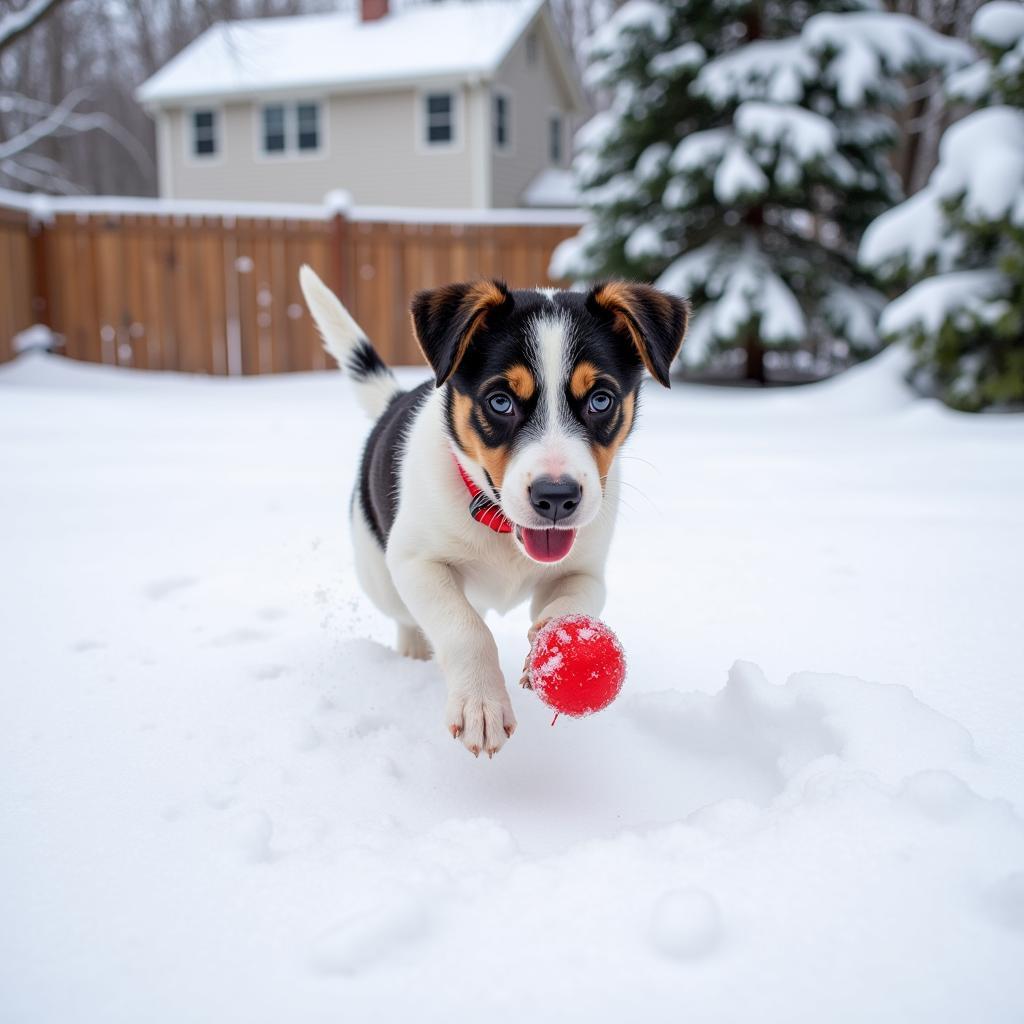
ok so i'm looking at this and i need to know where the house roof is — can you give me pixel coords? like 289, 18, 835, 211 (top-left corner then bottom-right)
137, 0, 559, 107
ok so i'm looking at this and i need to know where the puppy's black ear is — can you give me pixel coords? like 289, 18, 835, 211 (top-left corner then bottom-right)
586, 281, 689, 387
410, 280, 514, 385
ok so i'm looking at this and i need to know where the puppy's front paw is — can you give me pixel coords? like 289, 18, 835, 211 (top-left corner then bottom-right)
446, 687, 516, 758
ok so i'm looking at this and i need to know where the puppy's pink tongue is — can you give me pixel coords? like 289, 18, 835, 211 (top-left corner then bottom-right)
520, 527, 576, 563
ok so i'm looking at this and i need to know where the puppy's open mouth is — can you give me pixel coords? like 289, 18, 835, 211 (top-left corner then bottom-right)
515, 526, 577, 563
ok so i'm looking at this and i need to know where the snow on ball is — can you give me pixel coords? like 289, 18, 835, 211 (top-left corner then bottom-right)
650, 887, 723, 961
529, 614, 626, 718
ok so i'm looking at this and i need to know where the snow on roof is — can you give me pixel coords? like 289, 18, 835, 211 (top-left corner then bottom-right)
137, 0, 545, 106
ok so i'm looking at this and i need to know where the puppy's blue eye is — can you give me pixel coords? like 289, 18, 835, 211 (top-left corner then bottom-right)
487, 392, 514, 415
588, 390, 614, 414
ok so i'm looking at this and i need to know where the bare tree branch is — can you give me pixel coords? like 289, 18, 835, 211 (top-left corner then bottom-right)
0, 90, 155, 176
0, 0, 66, 52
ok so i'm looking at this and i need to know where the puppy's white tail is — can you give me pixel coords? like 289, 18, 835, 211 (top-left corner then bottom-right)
299, 265, 401, 419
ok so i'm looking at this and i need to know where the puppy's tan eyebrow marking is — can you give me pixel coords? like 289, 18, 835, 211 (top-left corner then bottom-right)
570, 361, 600, 400
505, 365, 536, 401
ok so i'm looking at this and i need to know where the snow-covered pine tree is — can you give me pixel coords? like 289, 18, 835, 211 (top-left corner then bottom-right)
553, 0, 971, 382
860, 1, 1024, 411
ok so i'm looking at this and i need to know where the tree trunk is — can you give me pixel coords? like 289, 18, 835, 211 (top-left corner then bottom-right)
745, 329, 766, 385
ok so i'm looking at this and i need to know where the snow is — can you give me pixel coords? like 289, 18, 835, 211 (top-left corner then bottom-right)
930, 106, 1024, 224
3, 351, 1024, 1021
624, 222, 669, 261
0, 0, 60, 49
946, 60, 993, 103
879, 269, 1006, 337
574, 110, 618, 153
695, 38, 814, 107
521, 168, 581, 209
859, 183, 955, 274
821, 283, 882, 352
657, 240, 722, 296
136, 0, 544, 105
973, 1, 1024, 49
864, 104, 1024, 274
708, 252, 805, 343
0, 186, 586, 227
696, 14, 972, 111
803, 12, 973, 107
635, 141, 672, 183
659, 241, 805, 346
649, 41, 707, 77
670, 127, 730, 173
734, 102, 837, 163
714, 143, 769, 202
11, 323, 57, 354
587, 0, 671, 58
649, 887, 722, 960
549, 222, 597, 278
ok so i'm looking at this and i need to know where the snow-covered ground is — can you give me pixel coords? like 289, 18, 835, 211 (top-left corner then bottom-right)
2, 348, 1023, 1022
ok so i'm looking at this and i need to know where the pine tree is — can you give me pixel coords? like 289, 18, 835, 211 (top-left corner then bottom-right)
861, 1, 1024, 411
553, 0, 971, 382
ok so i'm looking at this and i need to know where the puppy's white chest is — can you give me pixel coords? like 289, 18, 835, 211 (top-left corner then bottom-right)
459, 540, 539, 614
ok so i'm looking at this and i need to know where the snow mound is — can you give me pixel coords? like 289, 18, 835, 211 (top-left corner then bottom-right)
649, 887, 722, 960
774, 343, 917, 413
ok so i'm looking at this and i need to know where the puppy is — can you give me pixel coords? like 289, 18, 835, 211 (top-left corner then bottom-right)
299, 267, 688, 758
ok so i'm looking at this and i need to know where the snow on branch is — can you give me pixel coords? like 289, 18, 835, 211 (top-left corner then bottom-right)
861, 106, 1024, 275
0, 0, 64, 51
804, 12, 974, 107
696, 13, 973, 111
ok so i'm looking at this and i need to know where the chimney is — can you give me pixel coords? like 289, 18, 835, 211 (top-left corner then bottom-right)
360, 0, 389, 21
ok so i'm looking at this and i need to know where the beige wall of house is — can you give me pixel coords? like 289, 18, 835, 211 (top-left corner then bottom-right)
490, 22, 575, 207
158, 84, 484, 207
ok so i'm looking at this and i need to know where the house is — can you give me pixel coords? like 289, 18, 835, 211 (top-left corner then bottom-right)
136, 0, 585, 209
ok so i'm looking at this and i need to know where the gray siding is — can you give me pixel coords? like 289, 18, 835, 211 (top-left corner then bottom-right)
161, 85, 482, 207
490, 20, 575, 207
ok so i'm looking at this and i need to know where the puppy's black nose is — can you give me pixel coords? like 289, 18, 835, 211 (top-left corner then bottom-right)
529, 476, 582, 524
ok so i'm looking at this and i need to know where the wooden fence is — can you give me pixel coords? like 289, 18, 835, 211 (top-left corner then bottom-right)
0, 193, 584, 372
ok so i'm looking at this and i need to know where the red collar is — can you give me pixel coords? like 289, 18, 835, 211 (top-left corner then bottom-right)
454, 456, 514, 534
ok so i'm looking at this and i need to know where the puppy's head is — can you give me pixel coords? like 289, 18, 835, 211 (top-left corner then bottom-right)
411, 280, 689, 564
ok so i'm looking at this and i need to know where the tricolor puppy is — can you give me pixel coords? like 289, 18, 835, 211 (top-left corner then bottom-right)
299, 267, 688, 758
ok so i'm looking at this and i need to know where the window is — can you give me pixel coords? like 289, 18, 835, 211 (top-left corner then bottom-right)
260, 101, 323, 156
262, 105, 287, 154
525, 29, 538, 66
192, 109, 218, 158
549, 113, 563, 165
493, 92, 510, 150
296, 102, 320, 151
424, 92, 454, 145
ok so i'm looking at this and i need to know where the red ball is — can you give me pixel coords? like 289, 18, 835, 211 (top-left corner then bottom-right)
529, 614, 626, 719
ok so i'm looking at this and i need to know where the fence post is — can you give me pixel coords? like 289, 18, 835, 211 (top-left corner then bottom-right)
327, 191, 354, 316
29, 216, 52, 329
